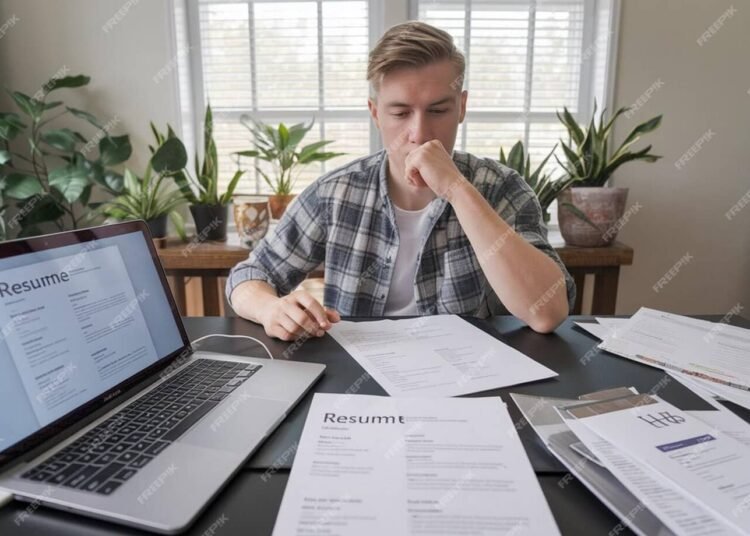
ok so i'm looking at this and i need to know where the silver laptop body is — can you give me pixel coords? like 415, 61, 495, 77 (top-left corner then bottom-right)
0, 221, 324, 533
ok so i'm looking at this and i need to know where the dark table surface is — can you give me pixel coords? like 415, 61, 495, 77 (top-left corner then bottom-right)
2, 314, 748, 535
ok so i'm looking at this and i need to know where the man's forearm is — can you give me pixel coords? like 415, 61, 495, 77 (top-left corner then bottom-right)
446, 181, 569, 333
230, 280, 279, 324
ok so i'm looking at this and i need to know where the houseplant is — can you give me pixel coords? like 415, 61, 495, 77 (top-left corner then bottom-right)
555, 103, 662, 247
0, 74, 131, 239
234, 117, 343, 219
166, 105, 244, 241
499, 141, 576, 225
97, 134, 189, 242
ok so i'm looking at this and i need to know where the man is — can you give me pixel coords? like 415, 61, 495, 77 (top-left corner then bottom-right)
227, 21, 575, 341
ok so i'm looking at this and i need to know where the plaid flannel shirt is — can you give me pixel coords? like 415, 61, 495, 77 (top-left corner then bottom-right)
226, 149, 575, 318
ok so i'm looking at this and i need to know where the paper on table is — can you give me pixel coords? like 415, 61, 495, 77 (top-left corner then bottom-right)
559, 409, 742, 536
272, 393, 560, 536
564, 394, 750, 534
328, 315, 557, 397
512, 392, 677, 536
575, 322, 612, 340
598, 307, 750, 391
667, 371, 750, 448
575, 318, 629, 340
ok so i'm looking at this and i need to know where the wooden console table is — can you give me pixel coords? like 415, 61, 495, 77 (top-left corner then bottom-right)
156, 237, 633, 317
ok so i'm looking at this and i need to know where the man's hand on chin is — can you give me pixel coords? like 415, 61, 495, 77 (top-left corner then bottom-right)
404, 140, 468, 201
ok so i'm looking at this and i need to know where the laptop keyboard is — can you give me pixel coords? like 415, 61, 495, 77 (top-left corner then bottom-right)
21, 359, 262, 495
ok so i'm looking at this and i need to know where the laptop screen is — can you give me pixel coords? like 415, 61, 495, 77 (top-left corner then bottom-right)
0, 224, 186, 456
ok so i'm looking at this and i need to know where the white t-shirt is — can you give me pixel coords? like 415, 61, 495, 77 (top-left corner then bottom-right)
383, 203, 434, 316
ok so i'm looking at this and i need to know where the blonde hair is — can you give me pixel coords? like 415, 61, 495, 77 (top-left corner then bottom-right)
367, 21, 465, 95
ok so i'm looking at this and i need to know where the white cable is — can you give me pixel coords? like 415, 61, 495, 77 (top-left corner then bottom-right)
190, 333, 274, 360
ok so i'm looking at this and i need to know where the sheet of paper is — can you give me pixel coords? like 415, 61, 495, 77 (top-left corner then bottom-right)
598, 308, 750, 391
575, 322, 611, 340
667, 371, 750, 448
595, 317, 630, 329
512, 392, 677, 536
328, 315, 557, 397
560, 410, 742, 536
272, 393, 560, 536
565, 395, 750, 534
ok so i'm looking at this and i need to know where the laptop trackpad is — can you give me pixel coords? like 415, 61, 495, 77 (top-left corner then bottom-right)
178, 395, 289, 455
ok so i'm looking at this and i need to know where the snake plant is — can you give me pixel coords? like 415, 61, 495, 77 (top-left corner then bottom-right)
556, 102, 662, 187
499, 141, 575, 223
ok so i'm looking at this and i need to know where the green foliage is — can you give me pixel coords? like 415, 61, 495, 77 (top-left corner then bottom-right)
153, 105, 243, 206
0, 74, 131, 239
235, 116, 344, 195
97, 131, 188, 240
499, 140, 576, 223
556, 102, 662, 187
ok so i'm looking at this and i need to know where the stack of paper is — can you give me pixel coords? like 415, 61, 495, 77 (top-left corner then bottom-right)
512, 379, 750, 536
328, 315, 557, 397
272, 394, 560, 535
577, 308, 750, 411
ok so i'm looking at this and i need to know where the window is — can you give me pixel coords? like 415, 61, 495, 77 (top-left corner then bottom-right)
175, 0, 617, 203
178, 0, 375, 195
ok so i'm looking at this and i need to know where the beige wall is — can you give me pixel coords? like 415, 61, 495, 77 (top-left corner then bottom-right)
0, 0, 747, 317
611, 0, 750, 315
0, 0, 181, 174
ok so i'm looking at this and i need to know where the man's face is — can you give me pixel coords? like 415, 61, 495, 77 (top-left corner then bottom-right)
368, 59, 467, 179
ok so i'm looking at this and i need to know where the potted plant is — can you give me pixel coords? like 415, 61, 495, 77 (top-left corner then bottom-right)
555, 103, 662, 247
0, 74, 132, 239
97, 136, 188, 244
167, 104, 244, 241
499, 141, 577, 225
234, 117, 343, 219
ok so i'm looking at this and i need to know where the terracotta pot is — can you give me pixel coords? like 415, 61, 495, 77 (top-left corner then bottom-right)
268, 194, 296, 219
557, 187, 629, 247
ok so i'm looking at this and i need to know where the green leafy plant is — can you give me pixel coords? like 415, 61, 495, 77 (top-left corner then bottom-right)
167, 104, 243, 206
98, 131, 189, 239
0, 74, 131, 239
499, 140, 577, 223
556, 102, 662, 187
235, 117, 344, 195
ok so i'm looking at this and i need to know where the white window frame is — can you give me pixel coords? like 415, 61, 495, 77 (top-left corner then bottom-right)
176, 0, 620, 199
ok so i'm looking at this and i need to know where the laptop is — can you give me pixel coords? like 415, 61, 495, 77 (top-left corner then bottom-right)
0, 221, 324, 533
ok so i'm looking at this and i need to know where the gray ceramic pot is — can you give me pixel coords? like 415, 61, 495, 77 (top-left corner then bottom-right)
557, 187, 629, 247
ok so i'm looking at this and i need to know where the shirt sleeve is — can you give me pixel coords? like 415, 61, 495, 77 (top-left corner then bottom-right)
225, 181, 327, 306
479, 164, 577, 315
